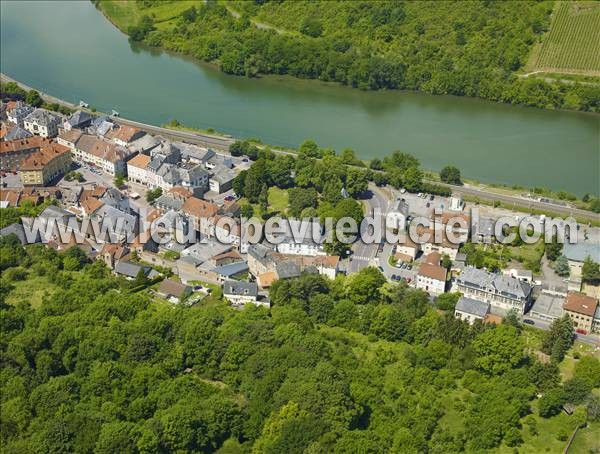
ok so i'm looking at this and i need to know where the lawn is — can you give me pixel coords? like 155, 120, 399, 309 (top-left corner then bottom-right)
569, 421, 600, 453
238, 187, 289, 218
5, 273, 60, 309
267, 187, 289, 215
97, 0, 203, 32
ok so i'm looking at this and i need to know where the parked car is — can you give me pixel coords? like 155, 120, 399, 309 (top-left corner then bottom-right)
378, 266, 384, 273
575, 328, 587, 335
430, 195, 434, 201
523, 319, 535, 325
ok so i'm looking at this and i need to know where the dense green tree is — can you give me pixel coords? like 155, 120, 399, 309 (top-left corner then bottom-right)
346, 267, 386, 305
538, 388, 565, 418
439, 166, 462, 185
545, 234, 562, 261
288, 187, 318, 218
472, 325, 523, 375
25, 90, 43, 107
581, 256, 600, 285
541, 315, 573, 362
553, 254, 570, 277
298, 140, 321, 158
574, 355, 600, 388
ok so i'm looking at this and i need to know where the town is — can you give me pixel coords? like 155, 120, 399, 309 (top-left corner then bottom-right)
1, 97, 599, 346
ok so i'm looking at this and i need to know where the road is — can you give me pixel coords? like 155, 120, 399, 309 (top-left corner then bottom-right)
426, 179, 599, 222
348, 184, 390, 274
524, 316, 600, 347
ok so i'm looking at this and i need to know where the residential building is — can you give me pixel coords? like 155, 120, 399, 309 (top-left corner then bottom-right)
74, 134, 133, 175
416, 263, 447, 295
18, 142, 71, 186
63, 110, 94, 131
454, 266, 533, 314
563, 242, 600, 292
395, 234, 420, 262
158, 279, 192, 302
88, 116, 114, 137
4, 125, 32, 141
421, 238, 459, 261
504, 268, 533, 284
455, 297, 490, 325
178, 142, 215, 165
212, 261, 249, 282
7, 102, 34, 126
155, 187, 193, 213
209, 167, 237, 193
387, 199, 409, 231
89, 204, 137, 244
127, 153, 151, 184
107, 125, 145, 147
56, 129, 83, 150
529, 291, 565, 323
563, 292, 598, 334
181, 196, 219, 235
223, 281, 264, 307
0, 136, 51, 170
472, 217, 495, 244
310, 255, 340, 280
98, 243, 129, 269
275, 219, 326, 256
23, 109, 60, 138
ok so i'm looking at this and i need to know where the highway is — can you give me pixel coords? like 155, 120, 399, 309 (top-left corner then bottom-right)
426, 179, 600, 223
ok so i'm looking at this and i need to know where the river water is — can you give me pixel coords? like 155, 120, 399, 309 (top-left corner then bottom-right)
1, 1, 598, 195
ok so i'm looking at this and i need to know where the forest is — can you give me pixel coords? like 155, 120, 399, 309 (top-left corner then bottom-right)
1, 234, 600, 452
97, 0, 600, 112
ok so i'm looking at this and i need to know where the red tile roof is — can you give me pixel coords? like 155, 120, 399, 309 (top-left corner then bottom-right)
564, 292, 598, 317
19, 142, 70, 171
182, 197, 219, 219
419, 263, 447, 281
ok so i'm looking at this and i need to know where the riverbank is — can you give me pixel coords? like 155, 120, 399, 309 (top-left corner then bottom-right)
3, 72, 599, 224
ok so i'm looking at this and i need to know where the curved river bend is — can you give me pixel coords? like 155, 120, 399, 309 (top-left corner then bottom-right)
1, 1, 598, 195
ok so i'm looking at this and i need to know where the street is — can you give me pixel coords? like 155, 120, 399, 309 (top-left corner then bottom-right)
348, 184, 389, 274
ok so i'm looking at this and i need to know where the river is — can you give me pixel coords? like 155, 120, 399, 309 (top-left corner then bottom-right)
1, 1, 598, 195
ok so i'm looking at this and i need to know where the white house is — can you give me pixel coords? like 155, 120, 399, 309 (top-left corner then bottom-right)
127, 153, 151, 184
416, 263, 447, 295
275, 219, 326, 257
7, 102, 34, 126
23, 109, 60, 138
387, 199, 409, 231
223, 281, 266, 308
75, 134, 133, 176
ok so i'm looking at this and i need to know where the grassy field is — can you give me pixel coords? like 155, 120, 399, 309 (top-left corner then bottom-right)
267, 187, 289, 215
527, 1, 600, 76
97, 0, 203, 32
239, 187, 289, 218
569, 421, 600, 453
5, 273, 60, 309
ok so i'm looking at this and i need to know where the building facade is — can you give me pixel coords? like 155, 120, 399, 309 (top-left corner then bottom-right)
454, 266, 533, 314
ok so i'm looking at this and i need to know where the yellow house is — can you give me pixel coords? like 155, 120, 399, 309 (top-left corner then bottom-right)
19, 142, 71, 186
